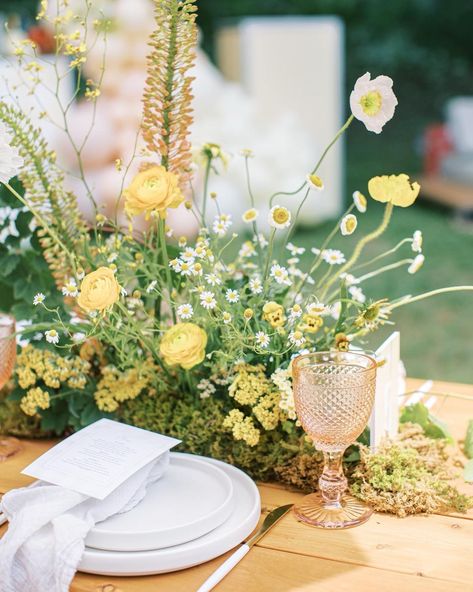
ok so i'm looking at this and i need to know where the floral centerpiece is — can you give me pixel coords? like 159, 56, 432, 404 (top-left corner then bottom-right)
0, 0, 472, 513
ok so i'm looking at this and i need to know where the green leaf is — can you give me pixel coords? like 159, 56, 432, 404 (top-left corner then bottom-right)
465, 420, 473, 459
464, 459, 473, 483
400, 402, 453, 441
0, 254, 20, 277
40, 401, 70, 435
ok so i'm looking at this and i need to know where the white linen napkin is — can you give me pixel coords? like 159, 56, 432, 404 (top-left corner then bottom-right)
0, 451, 169, 592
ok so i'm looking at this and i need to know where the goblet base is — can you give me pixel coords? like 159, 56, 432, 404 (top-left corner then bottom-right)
293, 493, 372, 529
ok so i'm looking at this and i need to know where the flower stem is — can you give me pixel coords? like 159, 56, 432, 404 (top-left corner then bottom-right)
201, 158, 211, 224
320, 201, 394, 299
158, 217, 176, 323
389, 286, 473, 310
269, 114, 354, 207
356, 259, 412, 283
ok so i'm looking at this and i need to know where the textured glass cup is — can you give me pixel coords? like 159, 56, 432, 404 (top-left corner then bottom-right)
0, 315, 20, 461
292, 351, 377, 529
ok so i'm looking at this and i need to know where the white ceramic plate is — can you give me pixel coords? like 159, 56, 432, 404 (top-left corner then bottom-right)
85, 454, 234, 552
79, 453, 261, 575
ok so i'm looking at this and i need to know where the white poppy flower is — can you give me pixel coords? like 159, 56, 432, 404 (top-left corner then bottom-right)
350, 72, 398, 134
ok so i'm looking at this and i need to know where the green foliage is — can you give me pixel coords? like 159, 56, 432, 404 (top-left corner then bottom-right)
464, 420, 473, 459
0, 180, 64, 319
400, 402, 453, 442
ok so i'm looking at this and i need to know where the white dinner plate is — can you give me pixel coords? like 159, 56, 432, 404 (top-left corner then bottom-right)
85, 454, 234, 552
79, 453, 261, 575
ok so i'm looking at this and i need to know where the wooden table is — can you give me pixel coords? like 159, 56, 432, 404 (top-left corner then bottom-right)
1, 378, 473, 591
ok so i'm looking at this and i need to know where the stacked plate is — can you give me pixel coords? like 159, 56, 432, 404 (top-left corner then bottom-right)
79, 452, 261, 576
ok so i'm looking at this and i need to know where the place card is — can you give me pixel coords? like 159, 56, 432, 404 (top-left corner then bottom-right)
22, 419, 181, 500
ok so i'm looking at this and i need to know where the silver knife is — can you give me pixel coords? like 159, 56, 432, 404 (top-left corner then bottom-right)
196, 504, 293, 592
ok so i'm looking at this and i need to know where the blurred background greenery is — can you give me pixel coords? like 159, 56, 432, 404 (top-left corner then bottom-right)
2, 0, 473, 381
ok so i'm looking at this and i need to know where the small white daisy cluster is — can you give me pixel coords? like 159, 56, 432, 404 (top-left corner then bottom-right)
212, 213, 232, 237
270, 264, 291, 286
271, 367, 296, 420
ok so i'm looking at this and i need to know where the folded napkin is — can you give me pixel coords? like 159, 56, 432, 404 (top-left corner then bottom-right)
0, 452, 169, 592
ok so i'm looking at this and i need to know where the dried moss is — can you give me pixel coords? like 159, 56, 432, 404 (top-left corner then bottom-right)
350, 424, 472, 516
119, 389, 302, 481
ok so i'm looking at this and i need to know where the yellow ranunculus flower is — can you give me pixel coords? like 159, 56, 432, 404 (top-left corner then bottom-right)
124, 165, 184, 218
368, 174, 420, 208
262, 301, 286, 328
77, 267, 121, 312
159, 322, 207, 370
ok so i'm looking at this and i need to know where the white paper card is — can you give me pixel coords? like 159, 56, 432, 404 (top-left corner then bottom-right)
22, 419, 181, 500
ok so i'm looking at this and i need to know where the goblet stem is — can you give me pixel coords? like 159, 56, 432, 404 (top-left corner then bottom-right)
319, 450, 347, 508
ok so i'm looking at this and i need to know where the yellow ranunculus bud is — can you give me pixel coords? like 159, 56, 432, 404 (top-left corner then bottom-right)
77, 267, 121, 312
262, 301, 286, 327
159, 322, 207, 370
124, 165, 184, 218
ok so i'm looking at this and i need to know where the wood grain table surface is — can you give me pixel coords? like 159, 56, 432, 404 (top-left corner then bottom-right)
1, 378, 472, 592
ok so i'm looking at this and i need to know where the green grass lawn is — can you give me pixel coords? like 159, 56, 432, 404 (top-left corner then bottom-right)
293, 122, 473, 383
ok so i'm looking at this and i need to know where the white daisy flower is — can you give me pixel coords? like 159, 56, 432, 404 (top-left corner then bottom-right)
353, 190, 367, 213
61, 278, 78, 297
222, 311, 232, 324
340, 272, 358, 286
225, 289, 239, 303
268, 206, 291, 230
45, 329, 59, 344
239, 241, 256, 258
33, 293, 45, 306
340, 214, 358, 236
254, 233, 269, 248
350, 72, 398, 134
289, 330, 306, 348
181, 247, 197, 261
286, 242, 305, 256
349, 286, 366, 303
200, 290, 217, 310
412, 230, 423, 253
249, 277, 263, 294
242, 208, 259, 223
218, 213, 232, 224
306, 174, 324, 191
306, 302, 326, 315
179, 260, 194, 276
146, 280, 158, 293
178, 236, 187, 248
408, 254, 425, 274
107, 252, 118, 263
322, 249, 346, 265
72, 332, 86, 343
289, 304, 302, 319
0, 122, 24, 183
270, 264, 292, 286
169, 258, 182, 272
212, 220, 229, 236
166, 226, 174, 238
177, 303, 194, 319
194, 245, 206, 259
255, 331, 270, 349
205, 273, 222, 286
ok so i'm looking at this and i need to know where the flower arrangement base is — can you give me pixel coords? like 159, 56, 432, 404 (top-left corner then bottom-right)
293, 493, 372, 529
